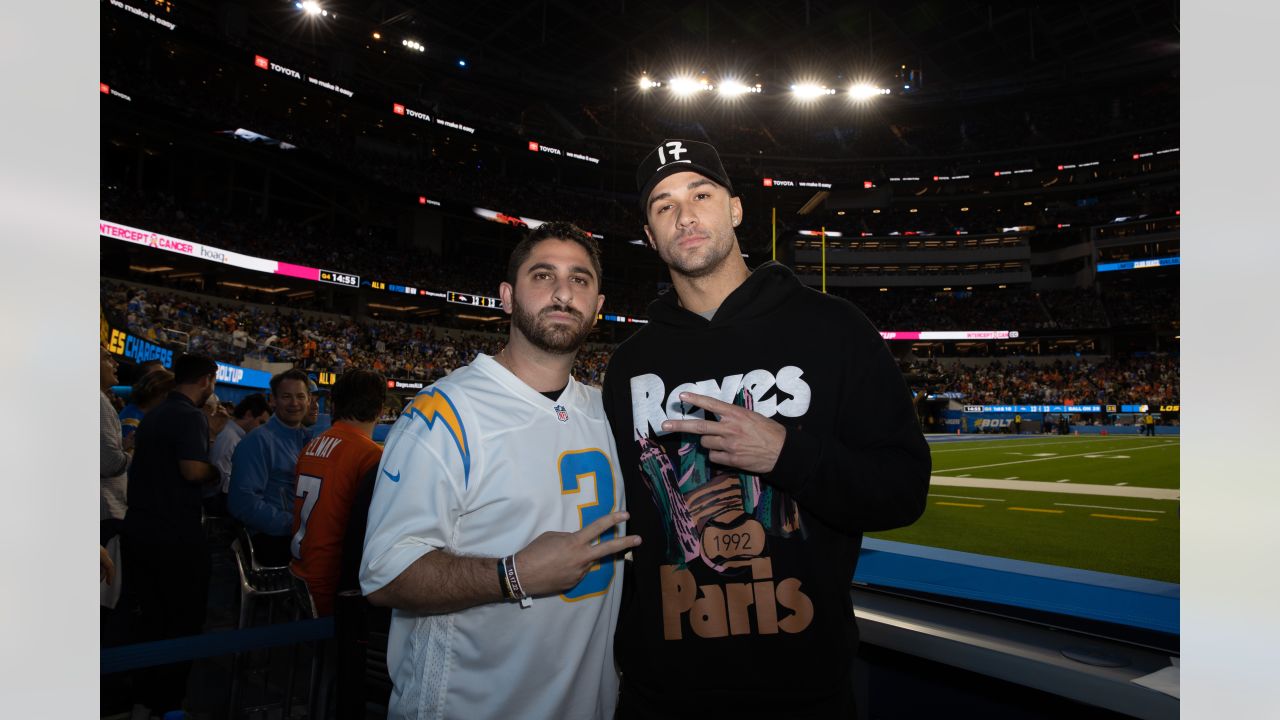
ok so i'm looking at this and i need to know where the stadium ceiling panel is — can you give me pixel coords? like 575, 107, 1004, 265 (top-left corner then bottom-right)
215, 1, 1177, 101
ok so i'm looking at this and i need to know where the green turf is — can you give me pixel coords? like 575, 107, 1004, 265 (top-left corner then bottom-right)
866, 436, 1180, 583
928, 436, 1180, 488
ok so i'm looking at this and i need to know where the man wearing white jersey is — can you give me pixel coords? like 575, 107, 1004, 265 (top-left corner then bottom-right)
360, 221, 640, 720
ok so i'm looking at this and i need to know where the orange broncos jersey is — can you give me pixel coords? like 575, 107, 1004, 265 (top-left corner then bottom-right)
290, 422, 383, 616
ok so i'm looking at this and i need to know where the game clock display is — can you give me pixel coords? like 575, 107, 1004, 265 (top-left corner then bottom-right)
319, 269, 360, 288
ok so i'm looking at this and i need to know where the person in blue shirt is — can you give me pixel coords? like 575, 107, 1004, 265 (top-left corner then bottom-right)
118, 363, 172, 443
228, 368, 312, 565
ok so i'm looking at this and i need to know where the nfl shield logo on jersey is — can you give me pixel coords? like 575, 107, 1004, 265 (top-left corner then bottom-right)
554, 404, 569, 422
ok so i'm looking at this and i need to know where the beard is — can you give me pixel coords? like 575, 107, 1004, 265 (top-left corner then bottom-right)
511, 295, 595, 355
659, 227, 736, 279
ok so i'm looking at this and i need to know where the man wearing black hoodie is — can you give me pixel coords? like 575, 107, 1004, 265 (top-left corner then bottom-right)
602, 139, 932, 719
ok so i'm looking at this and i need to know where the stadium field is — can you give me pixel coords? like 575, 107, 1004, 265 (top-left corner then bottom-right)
866, 435, 1179, 583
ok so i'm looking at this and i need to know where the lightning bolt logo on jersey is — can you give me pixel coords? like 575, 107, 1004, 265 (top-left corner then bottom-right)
403, 387, 471, 486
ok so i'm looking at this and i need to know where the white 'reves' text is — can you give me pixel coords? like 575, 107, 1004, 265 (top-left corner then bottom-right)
630, 367, 812, 439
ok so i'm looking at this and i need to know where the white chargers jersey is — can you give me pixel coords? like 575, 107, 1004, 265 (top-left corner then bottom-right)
360, 354, 624, 720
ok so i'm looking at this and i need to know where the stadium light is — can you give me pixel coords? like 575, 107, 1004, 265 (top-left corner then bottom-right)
791, 83, 835, 99
638, 75, 663, 90
300, 1, 323, 16
669, 77, 713, 96
718, 79, 762, 97
669, 77, 698, 95
372, 31, 381, 40
402, 39, 425, 52
848, 83, 890, 100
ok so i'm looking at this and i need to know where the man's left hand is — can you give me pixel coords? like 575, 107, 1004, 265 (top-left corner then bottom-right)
660, 392, 787, 474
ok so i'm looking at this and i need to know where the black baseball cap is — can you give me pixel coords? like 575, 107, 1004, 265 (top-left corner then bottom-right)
636, 139, 734, 218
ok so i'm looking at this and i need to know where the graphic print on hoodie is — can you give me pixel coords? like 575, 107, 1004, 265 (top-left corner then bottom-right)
636, 382, 801, 567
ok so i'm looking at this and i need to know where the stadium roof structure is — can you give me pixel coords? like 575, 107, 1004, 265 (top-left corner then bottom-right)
221, 1, 1178, 104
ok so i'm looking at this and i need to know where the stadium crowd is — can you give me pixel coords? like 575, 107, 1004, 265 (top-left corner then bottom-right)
907, 355, 1180, 407
104, 278, 1177, 406
829, 285, 1176, 331
102, 280, 614, 387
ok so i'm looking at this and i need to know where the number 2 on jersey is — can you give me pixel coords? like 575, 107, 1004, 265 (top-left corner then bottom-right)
558, 449, 616, 601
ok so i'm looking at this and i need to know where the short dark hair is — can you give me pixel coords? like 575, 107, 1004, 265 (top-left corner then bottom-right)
172, 354, 218, 385
505, 221, 603, 288
270, 368, 312, 396
331, 369, 388, 423
131, 368, 175, 407
232, 393, 271, 419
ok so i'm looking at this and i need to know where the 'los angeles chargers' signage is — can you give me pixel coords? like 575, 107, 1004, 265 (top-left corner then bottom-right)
104, 326, 174, 368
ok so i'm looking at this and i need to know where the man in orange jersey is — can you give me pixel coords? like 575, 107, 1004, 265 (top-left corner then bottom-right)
290, 369, 388, 615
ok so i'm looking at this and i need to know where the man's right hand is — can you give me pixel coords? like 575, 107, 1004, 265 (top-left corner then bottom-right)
514, 511, 640, 597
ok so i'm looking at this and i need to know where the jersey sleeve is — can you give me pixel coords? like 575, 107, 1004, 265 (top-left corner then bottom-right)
359, 391, 473, 596
120, 416, 141, 440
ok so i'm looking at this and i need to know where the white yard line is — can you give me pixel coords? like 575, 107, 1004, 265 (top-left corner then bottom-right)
931, 438, 1111, 453
931, 437, 1181, 455
929, 475, 1179, 500
934, 443, 1177, 473
1054, 503, 1166, 514
929, 493, 1008, 502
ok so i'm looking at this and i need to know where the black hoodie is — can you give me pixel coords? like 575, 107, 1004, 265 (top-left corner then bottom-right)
602, 261, 931, 717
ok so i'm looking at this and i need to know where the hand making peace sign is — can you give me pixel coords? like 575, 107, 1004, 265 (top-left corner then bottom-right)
660, 392, 789, 474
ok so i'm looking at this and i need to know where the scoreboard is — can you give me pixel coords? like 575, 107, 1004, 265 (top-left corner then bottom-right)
319, 269, 360, 288
447, 291, 503, 309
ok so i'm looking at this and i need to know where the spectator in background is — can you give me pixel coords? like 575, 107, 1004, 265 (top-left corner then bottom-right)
209, 393, 271, 515
119, 367, 176, 442
289, 369, 387, 616
302, 379, 332, 435
99, 345, 130, 612
229, 369, 312, 565
122, 353, 228, 718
